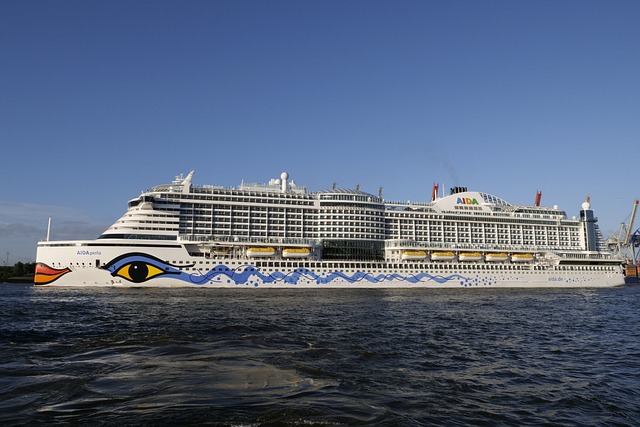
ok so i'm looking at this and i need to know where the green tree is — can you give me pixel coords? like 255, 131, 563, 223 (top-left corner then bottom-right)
13, 262, 25, 276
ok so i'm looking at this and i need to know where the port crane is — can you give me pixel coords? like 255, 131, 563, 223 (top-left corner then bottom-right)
607, 199, 640, 264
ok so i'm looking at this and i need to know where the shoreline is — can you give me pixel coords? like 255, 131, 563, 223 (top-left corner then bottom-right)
2, 276, 34, 284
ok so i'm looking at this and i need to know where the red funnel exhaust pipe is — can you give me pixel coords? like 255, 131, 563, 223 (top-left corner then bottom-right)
534, 190, 542, 206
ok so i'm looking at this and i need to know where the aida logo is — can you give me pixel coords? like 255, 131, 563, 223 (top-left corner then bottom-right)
457, 197, 479, 205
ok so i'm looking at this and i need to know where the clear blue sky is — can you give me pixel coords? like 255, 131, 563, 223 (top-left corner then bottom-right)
2, 0, 639, 264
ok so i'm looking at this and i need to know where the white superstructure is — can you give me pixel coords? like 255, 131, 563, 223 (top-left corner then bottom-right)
35, 172, 625, 288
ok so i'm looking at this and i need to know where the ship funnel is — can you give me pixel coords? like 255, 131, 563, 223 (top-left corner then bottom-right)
534, 190, 542, 206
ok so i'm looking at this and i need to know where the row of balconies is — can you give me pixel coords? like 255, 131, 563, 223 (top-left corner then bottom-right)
179, 223, 581, 240
177, 211, 579, 233
181, 219, 579, 232
176, 219, 579, 239
178, 226, 581, 247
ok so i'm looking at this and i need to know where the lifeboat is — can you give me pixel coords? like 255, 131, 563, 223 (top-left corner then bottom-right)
246, 247, 276, 257
511, 253, 534, 262
431, 251, 455, 261
459, 252, 482, 262
401, 250, 427, 260
486, 253, 508, 262
282, 247, 311, 258
212, 247, 230, 256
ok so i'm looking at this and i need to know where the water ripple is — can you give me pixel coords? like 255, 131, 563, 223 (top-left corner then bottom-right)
1, 284, 640, 425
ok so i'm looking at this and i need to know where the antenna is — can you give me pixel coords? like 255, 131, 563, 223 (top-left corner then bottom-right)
46, 218, 52, 241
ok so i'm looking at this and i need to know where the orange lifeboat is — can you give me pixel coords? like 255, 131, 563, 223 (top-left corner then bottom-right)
282, 247, 311, 258
431, 251, 455, 261
401, 250, 427, 260
486, 253, 508, 262
511, 253, 534, 262
459, 252, 482, 262
246, 247, 276, 257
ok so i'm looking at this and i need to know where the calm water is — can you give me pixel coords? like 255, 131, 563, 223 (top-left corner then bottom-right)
1, 283, 640, 426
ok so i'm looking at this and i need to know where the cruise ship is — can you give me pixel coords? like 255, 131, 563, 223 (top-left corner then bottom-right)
35, 171, 625, 288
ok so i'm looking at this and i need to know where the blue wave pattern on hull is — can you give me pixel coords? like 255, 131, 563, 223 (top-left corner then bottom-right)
183, 265, 474, 287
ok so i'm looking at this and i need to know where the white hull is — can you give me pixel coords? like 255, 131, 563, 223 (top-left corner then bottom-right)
35, 241, 624, 288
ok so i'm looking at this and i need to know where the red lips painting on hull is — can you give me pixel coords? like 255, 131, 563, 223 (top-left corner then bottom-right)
34, 263, 71, 285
